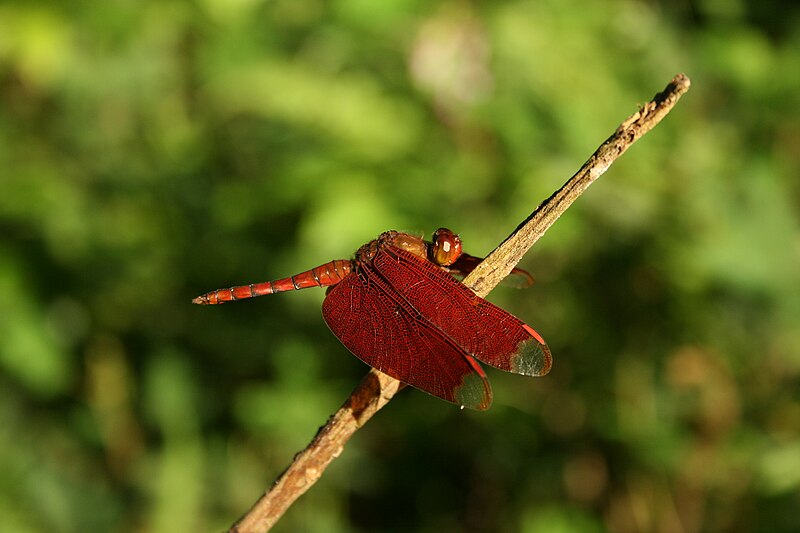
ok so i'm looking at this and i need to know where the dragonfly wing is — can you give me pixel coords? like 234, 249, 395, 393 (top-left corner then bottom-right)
322, 267, 492, 410
449, 253, 534, 289
376, 247, 552, 377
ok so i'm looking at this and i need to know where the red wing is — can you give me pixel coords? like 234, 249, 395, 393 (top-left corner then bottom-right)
375, 247, 552, 376
322, 266, 492, 410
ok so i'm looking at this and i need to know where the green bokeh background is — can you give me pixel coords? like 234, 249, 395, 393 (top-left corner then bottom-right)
1, 1, 799, 531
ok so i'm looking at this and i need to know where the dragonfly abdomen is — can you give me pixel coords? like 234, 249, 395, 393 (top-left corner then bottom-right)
192, 259, 353, 305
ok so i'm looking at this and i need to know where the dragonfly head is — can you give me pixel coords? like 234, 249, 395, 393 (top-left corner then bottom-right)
431, 228, 463, 266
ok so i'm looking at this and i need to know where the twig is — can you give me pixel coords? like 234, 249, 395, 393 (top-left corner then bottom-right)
228, 73, 691, 533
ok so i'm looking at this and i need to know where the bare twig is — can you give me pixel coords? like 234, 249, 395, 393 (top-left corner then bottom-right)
229, 73, 691, 533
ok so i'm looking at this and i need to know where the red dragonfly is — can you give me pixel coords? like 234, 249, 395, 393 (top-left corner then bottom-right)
193, 229, 551, 410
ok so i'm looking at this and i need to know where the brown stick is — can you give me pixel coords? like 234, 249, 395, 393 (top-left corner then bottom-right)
229, 73, 691, 533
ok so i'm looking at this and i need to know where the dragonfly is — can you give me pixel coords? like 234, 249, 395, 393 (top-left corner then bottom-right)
193, 228, 551, 410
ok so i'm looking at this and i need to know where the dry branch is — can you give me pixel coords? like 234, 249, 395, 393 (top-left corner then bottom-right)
229, 73, 691, 533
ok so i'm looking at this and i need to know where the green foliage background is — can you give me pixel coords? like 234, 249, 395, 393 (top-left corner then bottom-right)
1, 1, 799, 531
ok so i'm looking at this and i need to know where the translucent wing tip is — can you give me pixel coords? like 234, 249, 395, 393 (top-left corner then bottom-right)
505, 268, 535, 289
510, 324, 553, 376
454, 372, 492, 410
511, 341, 553, 376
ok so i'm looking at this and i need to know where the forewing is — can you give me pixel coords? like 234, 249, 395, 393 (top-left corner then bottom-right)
376, 247, 552, 376
322, 268, 492, 410
449, 253, 535, 289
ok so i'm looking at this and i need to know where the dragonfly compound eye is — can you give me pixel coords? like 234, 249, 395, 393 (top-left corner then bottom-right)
432, 228, 463, 266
